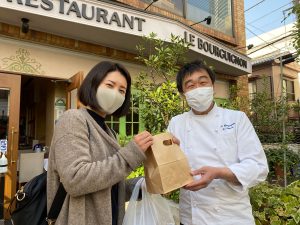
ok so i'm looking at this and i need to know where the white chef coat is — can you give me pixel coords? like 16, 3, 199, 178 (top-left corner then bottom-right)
167, 104, 268, 225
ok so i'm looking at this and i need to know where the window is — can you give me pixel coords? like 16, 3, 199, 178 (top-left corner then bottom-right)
248, 80, 257, 100
186, 0, 233, 36
282, 79, 295, 101
106, 92, 143, 137
140, 0, 184, 16
125, 94, 140, 136
106, 114, 121, 134
249, 76, 273, 100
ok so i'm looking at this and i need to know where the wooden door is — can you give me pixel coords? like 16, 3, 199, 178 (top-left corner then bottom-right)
66, 72, 84, 109
0, 73, 21, 219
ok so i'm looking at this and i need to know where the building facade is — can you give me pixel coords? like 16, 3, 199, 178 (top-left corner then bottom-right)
0, 0, 250, 218
247, 23, 300, 120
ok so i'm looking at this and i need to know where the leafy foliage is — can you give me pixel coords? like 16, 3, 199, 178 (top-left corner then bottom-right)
118, 134, 133, 147
126, 33, 190, 187
221, 84, 249, 111
127, 165, 144, 179
265, 146, 300, 182
292, 5, 300, 59
249, 180, 300, 225
134, 32, 190, 134
246, 77, 296, 143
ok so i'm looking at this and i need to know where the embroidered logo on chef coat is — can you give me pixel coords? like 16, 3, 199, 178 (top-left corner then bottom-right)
221, 123, 235, 130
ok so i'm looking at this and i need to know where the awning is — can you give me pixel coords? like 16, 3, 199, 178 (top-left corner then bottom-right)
0, 0, 251, 75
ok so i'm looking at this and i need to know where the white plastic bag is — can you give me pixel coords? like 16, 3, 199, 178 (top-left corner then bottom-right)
122, 178, 175, 225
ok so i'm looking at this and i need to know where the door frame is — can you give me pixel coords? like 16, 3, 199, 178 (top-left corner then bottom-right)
0, 73, 21, 219
66, 71, 84, 109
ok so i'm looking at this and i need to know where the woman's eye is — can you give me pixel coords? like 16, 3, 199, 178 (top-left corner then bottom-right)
106, 83, 113, 88
119, 90, 126, 95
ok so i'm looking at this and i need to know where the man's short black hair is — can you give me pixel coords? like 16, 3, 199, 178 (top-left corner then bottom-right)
78, 61, 131, 118
176, 60, 216, 93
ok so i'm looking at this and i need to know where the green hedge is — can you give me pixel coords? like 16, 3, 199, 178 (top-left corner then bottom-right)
249, 180, 300, 225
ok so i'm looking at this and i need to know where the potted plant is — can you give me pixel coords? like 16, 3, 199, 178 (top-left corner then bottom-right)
265, 145, 300, 182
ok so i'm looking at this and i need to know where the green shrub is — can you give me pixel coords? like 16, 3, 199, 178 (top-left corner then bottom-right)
265, 146, 300, 182
249, 180, 300, 225
127, 165, 144, 179
118, 134, 133, 147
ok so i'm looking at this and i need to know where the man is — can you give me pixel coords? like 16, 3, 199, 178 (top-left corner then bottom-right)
167, 60, 268, 225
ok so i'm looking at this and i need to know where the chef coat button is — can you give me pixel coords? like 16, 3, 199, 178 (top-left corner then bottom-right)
213, 147, 217, 151
214, 129, 218, 133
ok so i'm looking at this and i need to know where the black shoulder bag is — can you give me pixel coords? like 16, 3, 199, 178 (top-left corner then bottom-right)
9, 171, 66, 225
10, 119, 94, 225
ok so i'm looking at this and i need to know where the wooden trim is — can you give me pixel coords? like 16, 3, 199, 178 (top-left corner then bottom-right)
66, 71, 84, 109
0, 73, 21, 219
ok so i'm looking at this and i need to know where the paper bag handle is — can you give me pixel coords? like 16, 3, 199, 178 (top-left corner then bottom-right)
163, 139, 173, 146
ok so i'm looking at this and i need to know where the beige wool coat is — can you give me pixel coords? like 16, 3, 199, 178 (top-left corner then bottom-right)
47, 108, 145, 225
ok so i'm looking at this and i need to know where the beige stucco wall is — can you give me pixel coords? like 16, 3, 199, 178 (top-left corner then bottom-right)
0, 37, 145, 80
272, 64, 300, 100
214, 80, 230, 99
252, 63, 300, 101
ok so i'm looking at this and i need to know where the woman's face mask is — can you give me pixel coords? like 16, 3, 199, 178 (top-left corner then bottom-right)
96, 71, 127, 115
184, 86, 214, 112
96, 87, 125, 115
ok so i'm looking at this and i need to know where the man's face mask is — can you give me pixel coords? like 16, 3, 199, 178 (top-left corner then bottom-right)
184, 86, 214, 112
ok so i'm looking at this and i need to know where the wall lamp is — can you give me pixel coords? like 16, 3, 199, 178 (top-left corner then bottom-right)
144, 0, 159, 11
235, 44, 254, 50
190, 16, 212, 26
21, 18, 29, 34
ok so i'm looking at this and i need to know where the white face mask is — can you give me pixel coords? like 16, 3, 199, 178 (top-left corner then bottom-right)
96, 87, 125, 115
185, 87, 214, 112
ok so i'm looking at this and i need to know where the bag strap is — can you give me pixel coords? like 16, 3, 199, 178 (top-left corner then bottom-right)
46, 183, 67, 223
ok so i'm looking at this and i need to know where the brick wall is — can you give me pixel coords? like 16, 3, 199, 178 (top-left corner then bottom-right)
117, 0, 246, 48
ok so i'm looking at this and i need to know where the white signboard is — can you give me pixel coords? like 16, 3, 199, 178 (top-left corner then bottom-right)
0, 0, 251, 73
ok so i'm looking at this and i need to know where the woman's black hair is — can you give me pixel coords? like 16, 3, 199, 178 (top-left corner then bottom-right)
78, 61, 131, 118
176, 60, 216, 93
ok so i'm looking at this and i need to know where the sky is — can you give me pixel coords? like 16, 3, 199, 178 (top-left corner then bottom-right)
244, 0, 296, 40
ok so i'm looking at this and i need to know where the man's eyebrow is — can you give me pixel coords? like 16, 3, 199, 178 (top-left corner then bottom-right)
184, 79, 194, 86
198, 75, 209, 80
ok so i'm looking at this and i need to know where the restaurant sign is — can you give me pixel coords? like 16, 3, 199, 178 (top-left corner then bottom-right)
1, 0, 251, 73
6, 0, 146, 31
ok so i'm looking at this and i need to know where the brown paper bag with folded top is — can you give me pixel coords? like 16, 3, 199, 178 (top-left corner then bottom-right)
144, 132, 194, 194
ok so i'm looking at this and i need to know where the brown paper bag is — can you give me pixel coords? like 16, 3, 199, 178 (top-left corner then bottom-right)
144, 132, 193, 194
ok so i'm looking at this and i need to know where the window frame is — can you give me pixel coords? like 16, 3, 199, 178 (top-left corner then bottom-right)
105, 89, 144, 137
282, 78, 295, 101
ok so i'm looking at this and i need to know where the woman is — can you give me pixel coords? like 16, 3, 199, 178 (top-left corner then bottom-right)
47, 61, 153, 225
